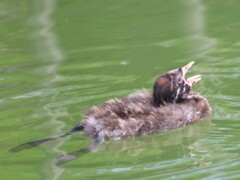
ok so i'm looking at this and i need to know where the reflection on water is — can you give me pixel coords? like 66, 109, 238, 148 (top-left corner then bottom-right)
182, 0, 218, 57
31, 0, 64, 66
30, 0, 66, 179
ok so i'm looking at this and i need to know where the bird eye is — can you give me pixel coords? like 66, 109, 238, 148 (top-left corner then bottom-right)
176, 75, 183, 83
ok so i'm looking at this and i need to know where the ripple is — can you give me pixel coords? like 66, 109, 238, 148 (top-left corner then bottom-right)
46, 89, 131, 108
67, 74, 139, 84
62, 61, 119, 71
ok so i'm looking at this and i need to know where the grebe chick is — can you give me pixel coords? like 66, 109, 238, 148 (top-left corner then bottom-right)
10, 61, 211, 154
82, 61, 210, 141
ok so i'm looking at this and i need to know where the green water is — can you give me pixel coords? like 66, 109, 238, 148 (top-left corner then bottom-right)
0, 0, 240, 179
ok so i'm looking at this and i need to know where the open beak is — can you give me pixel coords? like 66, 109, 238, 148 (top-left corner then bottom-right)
181, 61, 202, 87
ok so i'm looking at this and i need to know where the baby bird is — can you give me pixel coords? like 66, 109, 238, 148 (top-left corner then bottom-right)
10, 61, 211, 156
81, 61, 211, 142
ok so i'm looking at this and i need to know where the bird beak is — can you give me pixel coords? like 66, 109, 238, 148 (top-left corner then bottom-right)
181, 61, 202, 87
186, 75, 202, 86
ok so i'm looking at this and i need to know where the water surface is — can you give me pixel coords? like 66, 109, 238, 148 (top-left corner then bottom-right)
0, 0, 240, 179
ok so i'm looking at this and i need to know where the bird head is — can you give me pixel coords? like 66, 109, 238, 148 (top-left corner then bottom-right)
153, 61, 201, 107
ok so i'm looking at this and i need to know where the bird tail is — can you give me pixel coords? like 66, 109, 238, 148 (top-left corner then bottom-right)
9, 123, 84, 152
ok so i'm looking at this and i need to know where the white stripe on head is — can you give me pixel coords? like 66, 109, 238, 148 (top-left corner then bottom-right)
174, 87, 180, 102
182, 86, 186, 94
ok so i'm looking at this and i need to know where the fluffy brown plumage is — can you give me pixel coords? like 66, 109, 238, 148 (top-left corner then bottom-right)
79, 61, 211, 142
82, 90, 211, 141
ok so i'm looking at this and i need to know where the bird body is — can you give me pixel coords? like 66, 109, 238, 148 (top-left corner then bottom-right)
82, 90, 211, 141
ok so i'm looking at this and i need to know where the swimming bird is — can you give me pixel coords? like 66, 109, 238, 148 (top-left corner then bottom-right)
10, 61, 211, 162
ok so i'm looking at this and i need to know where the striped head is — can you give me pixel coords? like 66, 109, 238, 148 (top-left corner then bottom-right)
153, 61, 201, 107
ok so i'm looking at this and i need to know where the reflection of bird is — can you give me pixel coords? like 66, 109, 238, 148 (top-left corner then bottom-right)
10, 61, 211, 163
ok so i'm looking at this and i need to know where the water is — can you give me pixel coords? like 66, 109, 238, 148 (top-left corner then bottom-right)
0, 0, 240, 179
